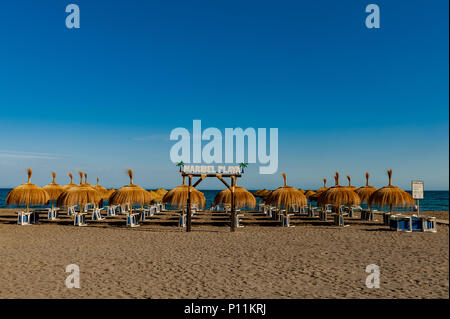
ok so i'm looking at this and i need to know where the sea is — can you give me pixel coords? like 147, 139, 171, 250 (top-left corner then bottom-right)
0, 189, 448, 212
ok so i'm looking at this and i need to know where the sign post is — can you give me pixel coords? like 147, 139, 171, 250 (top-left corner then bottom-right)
179, 167, 243, 233
411, 180, 424, 216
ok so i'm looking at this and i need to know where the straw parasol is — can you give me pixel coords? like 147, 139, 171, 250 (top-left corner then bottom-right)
254, 189, 270, 198
94, 177, 109, 200
106, 188, 115, 197
309, 179, 328, 200
43, 172, 64, 211
148, 190, 159, 202
261, 190, 273, 201
368, 169, 414, 213
214, 178, 256, 209
57, 171, 101, 213
315, 178, 328, 194
162, 176, 206, 208
346, 175, 357, 190
304, 190, 316, 199
266, 173, 307, 211
253, 189, 264, 197
155, 188, 168, 197
6, 168, 49, 213
317, 172, 360, 211
63, 172, 77, 190
355, 172, 377, 204
108, 169, 153, 213
83, 173, 94, 187
253, 189, 269, 202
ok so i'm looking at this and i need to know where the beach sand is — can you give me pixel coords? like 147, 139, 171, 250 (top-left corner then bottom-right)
0, 208, 448, 299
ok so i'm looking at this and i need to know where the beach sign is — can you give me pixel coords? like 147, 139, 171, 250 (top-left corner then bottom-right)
183, 165, 241, 174
412, 180, 424, 216
411, 180, 424, 199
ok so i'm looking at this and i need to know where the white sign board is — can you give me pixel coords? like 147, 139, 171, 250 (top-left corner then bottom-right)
411, 180, 424, 199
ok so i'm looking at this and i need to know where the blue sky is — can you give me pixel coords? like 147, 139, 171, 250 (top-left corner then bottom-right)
0, 0, 448, 190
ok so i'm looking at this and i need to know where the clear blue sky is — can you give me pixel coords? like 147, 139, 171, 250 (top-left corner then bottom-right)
0, 0, 448, 190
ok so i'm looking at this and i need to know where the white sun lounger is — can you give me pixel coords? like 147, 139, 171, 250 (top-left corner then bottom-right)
126, 213, 140, 227
281, 213, 295, 227
105, 205, 117, 216
17, 211, 32, 225
92, 208, 105, 221
67, 206, 76, 216
178, 213, 186, 227
235, 212, 244, 228
47, 207, 60, 220
74, 213, 88, 226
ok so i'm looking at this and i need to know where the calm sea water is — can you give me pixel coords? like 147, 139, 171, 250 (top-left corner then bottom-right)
0, 189, 448, 212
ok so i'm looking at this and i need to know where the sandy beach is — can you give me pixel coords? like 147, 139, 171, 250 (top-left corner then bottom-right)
0, 208, 448, 299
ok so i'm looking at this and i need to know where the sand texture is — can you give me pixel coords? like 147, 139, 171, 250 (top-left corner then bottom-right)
0, 209, 448, 299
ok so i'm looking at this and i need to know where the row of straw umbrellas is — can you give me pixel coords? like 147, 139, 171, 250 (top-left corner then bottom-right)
161, 169, 414, 217
6, 169, 168, 215
253, 170, 414, 215
6, 168, 414, 219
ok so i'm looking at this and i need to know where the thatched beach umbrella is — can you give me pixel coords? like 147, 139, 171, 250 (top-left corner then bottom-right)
253, 189, 264, 197
108, 169, 153, 213
266, 173, 307, 211
304, 189, 318, 213
106, 188, 115, 197
43, 172, 64, 211
315, 178, 328, 194
155, 188, 168, 197
346, 175, 357, 190
63, 172, 77, 190
6, 168, 49, 213
147, 190, 158, 202
83, 173, 94, 187
57, 171, 101, 213
260, 189, 273, 202
368, 169, 414, 213
162, 176, 206, 208
152, 189, 167, 202
304, 190, 316, 199
214, 180, 256, 209
355, 172, 377, 204
317, 172, 360, 210
254, 189, 266, 197
94, 177, 109, 200
310, 179, 328, 201
253, 189, 272, 205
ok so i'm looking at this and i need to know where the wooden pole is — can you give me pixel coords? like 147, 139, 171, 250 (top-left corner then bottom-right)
186, 175, 192, 232
417, 199, 420, 216
230, 176, 236, 232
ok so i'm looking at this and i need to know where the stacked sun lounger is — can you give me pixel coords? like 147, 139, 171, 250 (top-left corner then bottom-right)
389, 214, 437, 232
74, 212, 88, 226
17, 211, 31, 225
